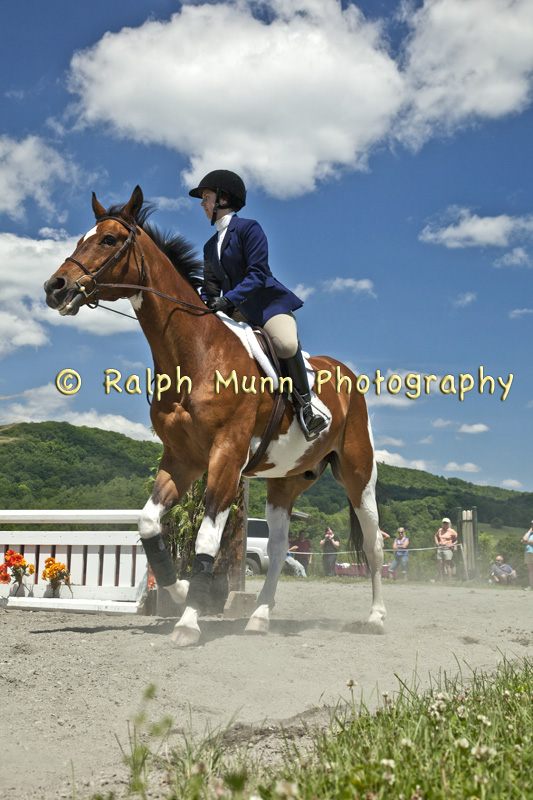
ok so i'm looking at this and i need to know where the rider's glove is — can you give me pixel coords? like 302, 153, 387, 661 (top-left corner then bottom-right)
207, 296, 234, 313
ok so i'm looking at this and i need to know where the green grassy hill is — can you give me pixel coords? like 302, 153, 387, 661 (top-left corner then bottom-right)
0, 422, 530, 552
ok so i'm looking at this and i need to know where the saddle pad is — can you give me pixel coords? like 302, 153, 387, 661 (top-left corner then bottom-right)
218, 312, 315, 393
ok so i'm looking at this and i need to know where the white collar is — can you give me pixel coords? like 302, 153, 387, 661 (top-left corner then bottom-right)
216, 211, 235, 234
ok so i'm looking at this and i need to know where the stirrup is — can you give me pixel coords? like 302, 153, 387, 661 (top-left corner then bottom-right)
298, 402, 329, 441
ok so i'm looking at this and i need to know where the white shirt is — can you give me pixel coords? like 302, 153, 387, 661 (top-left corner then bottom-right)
216, 211, 235, 259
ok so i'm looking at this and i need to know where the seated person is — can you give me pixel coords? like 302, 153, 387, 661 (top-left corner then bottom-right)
490, 555, 517, 585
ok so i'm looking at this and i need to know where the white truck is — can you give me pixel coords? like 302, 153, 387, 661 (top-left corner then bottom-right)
245, 517, 270, 575
246, 512, 309, 576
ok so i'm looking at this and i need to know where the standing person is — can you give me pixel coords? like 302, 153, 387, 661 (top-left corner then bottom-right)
387, 527, 409, 580
320, 526, 340, 577
522, 521, 533, 591
189, 169, 328, 440
435, 517, 458, 581
289, 530, 312, 571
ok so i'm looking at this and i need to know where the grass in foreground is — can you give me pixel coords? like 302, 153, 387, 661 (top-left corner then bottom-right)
92, 657, 532, 800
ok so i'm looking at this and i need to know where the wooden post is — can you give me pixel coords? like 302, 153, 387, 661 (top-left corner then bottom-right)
227, 477, 247, 592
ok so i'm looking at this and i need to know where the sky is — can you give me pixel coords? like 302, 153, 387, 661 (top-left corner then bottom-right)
1, 0, 532, 495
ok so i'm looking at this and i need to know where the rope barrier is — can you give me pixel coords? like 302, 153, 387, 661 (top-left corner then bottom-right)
288, 544, 464, 556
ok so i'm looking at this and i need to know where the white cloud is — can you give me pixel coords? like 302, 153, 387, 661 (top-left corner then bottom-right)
292, 283, 316, 302
458, 423, 489, 434
323, 277, 376, 297
375, 435, 405, 447
509, 308, 533, 319
453, 292, 476, 308
64, 0, 533, 199
0, 382, 154, 441
0, 310, 49, 358
68, 0, 404, 199
0, 135, 78, 221
61, 410, 154, 441
151, 195, 192, 212
419, 207, 533, 249
398, 0, 533, 148
502, 478, 523, 489
494, 247, 532, 268
34, 301, 139, 337
376, 449, 429, 471
444, 461, 482, 473
0, 231, 139, 359
0, 231, 80, 303
418, 435, 433, 444
432, 418, 454, 428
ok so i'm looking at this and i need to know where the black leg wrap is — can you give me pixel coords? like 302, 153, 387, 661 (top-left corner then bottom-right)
186, 554, 214, 613
141, 535, 177, 587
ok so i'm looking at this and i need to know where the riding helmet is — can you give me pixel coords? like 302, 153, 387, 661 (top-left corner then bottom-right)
188, 170, 246, 210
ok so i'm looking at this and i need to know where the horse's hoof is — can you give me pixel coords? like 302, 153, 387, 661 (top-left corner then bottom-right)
170, 626, 201, 647
244, 616, 269, 635
366, 613, 385, 635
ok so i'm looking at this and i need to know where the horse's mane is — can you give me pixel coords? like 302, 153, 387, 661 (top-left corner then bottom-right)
105, 201, 204, 290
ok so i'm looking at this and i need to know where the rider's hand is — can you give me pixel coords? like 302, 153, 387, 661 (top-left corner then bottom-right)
207, 296, 234, 313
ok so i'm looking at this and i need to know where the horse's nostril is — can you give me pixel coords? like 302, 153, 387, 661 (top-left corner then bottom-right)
44, 276, 67, 294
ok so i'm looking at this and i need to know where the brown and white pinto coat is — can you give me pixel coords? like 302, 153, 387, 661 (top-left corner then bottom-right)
44, 187, 386, 646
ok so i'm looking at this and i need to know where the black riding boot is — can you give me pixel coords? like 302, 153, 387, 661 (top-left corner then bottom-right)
281, 349, 329, 440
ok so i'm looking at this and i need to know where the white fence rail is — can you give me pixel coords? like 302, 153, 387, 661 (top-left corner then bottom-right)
0, 510, 149, 614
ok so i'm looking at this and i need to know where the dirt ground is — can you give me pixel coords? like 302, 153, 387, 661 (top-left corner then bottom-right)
1, 577, 532, 799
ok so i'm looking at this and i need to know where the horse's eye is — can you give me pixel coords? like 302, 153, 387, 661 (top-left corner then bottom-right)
102, 234, 117, 246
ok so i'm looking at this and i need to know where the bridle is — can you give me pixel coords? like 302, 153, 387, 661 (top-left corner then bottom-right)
65, 215, 215, 317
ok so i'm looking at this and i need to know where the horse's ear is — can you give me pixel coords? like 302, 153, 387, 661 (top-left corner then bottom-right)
92, 192, 107, 220
123, 185, 144, 221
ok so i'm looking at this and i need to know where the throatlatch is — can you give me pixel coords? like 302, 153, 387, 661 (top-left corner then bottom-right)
142, 534, 177, 587
186, 553, 215, 612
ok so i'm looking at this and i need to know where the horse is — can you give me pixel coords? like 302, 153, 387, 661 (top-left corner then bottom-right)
44, 186, 386, 646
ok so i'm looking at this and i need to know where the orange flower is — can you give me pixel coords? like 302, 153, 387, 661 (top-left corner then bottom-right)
41, 557, 70, 587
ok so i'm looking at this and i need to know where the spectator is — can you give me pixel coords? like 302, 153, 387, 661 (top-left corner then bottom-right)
285, 551, 307, 578
490, 555, 517, 586
522, 521, 533, 591
320, 526, 340, 577
435, 517, 458, 581
387, 527, 409, 580
288, 531, 312, 571
380, 529, 391, 543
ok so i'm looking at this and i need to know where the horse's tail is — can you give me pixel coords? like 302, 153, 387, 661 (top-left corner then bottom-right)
348, 502, 366, 564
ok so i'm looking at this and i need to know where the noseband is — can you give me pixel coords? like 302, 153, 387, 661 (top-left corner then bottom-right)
66, 215, 214, 316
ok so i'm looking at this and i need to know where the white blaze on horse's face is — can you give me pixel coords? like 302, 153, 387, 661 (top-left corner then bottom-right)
83, 225, 99, 242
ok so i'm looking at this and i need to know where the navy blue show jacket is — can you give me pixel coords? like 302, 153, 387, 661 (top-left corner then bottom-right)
201, 215, 303, 327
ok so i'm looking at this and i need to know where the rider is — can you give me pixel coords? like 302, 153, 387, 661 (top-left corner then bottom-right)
189, 169, 328, 440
